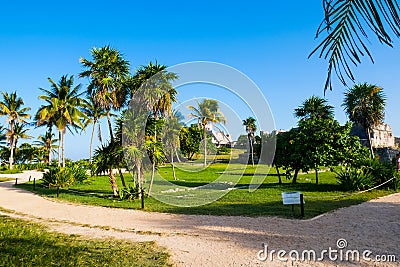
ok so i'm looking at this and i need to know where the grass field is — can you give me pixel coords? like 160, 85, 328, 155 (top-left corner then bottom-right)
0, 178, 14, 182
0, 215, 170, 267
17, 161, 397, 219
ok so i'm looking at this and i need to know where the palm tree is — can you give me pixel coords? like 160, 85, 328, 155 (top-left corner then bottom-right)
188, 99, 226, 167
162, 110, 183, 180
311, 0, 400, 92
82, 96, 108, 163
0, 92, 31, 169
6, 123, 32, 165
242, 117, 257, 167
132, 61, 178, 194
36, 75, 87, 167
10, 122, 32, 149
93, 141, 121, 198
79, 45, 130, 141
342, 83, 386, 157
294, 96, 334, 120
34, 132, 58, 164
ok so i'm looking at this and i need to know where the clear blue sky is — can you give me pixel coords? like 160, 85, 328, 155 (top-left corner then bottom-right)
0, 1, 399, 160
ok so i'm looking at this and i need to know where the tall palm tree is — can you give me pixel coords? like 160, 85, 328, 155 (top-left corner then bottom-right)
188, 99, 226, 167
132, 61, 178, 195
294, 96, 334, 120
34, 132, 58, 164
242, 117, 257, 167
0, 92, 31, 169
36, 75, 87, 167
79, 45, 130, 141
82, 96, 108, 163
311, 0, 400, 92
342, 83, 386, 157
162, 110, 183, 180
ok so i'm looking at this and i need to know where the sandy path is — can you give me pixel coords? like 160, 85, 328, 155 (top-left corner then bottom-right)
0, 171, 399, 266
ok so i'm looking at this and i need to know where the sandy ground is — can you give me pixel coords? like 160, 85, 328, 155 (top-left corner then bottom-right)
0, 171, 399, 266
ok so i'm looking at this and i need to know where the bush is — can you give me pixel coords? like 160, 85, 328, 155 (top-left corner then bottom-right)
217, 146, 231, 155
335, 167, 374, 191
119, 184, 140, 201
362, 158, 396, 186
42, 165, 89, 189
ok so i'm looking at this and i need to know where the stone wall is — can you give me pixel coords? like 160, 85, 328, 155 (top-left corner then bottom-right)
350, 123, 395, 148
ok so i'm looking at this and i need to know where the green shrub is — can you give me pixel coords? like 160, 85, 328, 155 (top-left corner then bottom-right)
119, 184, 140, 201
362, 159, 396, 186
335, 167, 374, 191
42, 167, 74, 188
216, 146, 231, 155
42, 165, 89, 189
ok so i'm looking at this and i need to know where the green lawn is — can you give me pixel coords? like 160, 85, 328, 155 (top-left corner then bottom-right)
0, 169, 22, 174
0, 178, 14, 182
0, 215, 170, 267
17, 162, 397, 219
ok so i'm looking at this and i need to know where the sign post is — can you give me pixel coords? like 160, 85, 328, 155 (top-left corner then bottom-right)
282, 192, 305, 218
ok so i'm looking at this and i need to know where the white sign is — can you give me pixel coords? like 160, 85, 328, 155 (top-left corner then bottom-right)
281, 192, 303, 205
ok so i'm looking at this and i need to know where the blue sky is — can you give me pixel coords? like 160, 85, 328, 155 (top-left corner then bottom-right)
0, 1, 399, 160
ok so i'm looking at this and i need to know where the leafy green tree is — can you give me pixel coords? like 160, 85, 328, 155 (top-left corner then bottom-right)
342, 83, 386, 157
275, 129, 304, 183
36, 75, 87, 167
16, 143, 38, 164
188, 99, 226, 167
179, 124, 203, 160
311, 0, 400, 92
242, 117, 257, 167
297, 118, 342, 184
294, 96, 334, 120
80, 45, 130, 141
235, 135, 248, 148
0, 92, 31, 170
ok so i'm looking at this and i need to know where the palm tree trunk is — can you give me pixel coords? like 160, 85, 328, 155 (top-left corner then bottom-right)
48, 144, 52, 165
58, 131, 61, 167
148, 162, 156, 197
250, 135, 254, 167
118, 168, 126, 187
62, 130, 66, 168
136, 161, 144, 200
89, 120, 96, 163
203, 126, 207, 167
9, 137, 14, 170
148, 121, 157, 196
171, 148, 177, 180
175, 150, 181, 163
366, 127, 375, 158
47, 127, 53, 165
107, 111, 114, 142
109, 168, 119, 197
9, 121, 15, 170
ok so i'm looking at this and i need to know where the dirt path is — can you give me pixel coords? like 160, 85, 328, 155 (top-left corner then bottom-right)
0, 171, 399, 266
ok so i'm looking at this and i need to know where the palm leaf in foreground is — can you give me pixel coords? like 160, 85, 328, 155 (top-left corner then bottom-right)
310, 0, 400, 92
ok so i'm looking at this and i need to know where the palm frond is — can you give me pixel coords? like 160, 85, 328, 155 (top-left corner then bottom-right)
310, 0, 400, 92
